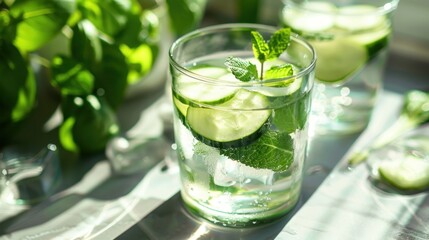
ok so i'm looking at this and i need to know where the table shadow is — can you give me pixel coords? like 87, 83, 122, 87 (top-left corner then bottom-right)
117, 192, 301, 240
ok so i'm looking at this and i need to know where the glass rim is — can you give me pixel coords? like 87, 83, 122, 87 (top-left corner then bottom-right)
283, 0, 399, 16
169, 23, 316, 87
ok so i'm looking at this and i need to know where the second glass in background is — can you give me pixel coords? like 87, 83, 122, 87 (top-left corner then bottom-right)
281, 0, 400, 134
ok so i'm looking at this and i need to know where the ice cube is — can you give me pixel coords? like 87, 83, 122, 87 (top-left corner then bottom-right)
213, 157, 275, 187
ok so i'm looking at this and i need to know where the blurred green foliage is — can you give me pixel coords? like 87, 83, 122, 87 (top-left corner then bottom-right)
0, 0, 207, 154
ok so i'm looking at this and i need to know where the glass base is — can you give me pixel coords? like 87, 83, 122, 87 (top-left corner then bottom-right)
180, 190, 299, 228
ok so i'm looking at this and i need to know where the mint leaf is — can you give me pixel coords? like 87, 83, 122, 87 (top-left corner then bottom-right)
250, 31, 270, 63
225, 57, 258, 82
226, 28, 292, 81
268, 28, 291, 59
265, 64, 293, 80
220, 131, 294, 172
273, 93, 310, 133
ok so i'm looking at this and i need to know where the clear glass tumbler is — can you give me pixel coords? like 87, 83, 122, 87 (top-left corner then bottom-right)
0, 144, 60, 205
169, 24, 316, 227
281, 0, 399, 134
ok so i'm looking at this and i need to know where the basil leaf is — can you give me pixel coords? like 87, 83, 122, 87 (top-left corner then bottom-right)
0, 41, 36, 142
120, 43, 155, 84
71, 20, 102, 68
60, 95, 119, 154
93, 40, 129, 109
50, 55, 95, 96
10, 0, 73, 52
0, 41, 35, 123
0, 10, 20, 42
77, 0, 131, 37
70, 20, 128, 109
166, 0, 206, 36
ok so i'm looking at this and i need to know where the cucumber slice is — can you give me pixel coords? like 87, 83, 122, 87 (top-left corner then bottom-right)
336, 5, 386, 31
186, 90, 271, 148
378, 156, 429, 191
350, 28, 390, 60
173, 94, 189, 119
336, 5, 390, 59
175, 67, 238, 104
282, 1, 337, 32
311, 39, 367, 84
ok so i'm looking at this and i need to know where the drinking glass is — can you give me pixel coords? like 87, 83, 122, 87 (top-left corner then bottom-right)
0, 144, 60, 205
281, 0, 399, 134
169, 23, 316, 227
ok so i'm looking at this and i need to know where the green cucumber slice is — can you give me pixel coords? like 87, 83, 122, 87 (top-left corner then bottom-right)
175, 67, 238, 104
173, 94, 189, 121
282, 1, 337, 32
336, 5, 391, 59
378, 156, 429, 191
186, 90, 271, 148
350, 28, 390, 60
311, 39, 367, 84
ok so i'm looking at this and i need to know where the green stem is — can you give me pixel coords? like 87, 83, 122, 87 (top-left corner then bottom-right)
260, 62, 264, 80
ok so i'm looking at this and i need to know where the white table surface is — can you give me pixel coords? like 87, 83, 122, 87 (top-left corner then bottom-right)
1, 90, 428, 240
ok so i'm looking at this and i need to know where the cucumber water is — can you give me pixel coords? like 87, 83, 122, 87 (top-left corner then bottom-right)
281, 1, 397, 134
171, 58, 312, 226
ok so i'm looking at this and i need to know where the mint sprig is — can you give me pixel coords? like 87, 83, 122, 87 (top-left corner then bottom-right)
216, 27, 303, 173
226, 28, 292, 80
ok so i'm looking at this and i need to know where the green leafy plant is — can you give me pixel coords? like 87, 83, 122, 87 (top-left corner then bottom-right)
0, 0, 206, 154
